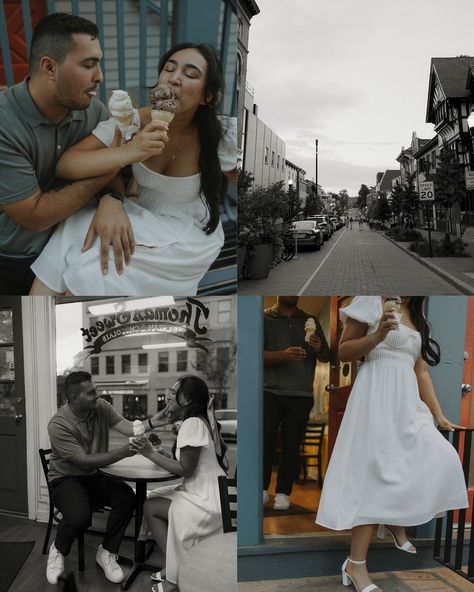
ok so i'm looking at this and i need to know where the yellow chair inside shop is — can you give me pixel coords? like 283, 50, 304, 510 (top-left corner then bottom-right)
298, 423, 326, 487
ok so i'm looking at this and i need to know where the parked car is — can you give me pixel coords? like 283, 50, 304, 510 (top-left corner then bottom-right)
309, 215, 334, 237
329, 216, 342, 230
292, 220, 323, 249
215, 409, 237, 442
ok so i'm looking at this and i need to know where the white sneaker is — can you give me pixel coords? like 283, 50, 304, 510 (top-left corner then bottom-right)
263, 490, 269, 505
96, 544, 124, 583
273, 493, 290, 511
46, 541, 65, 585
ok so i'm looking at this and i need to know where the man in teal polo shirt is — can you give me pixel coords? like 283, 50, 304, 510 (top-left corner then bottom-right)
0, 13, 134, 294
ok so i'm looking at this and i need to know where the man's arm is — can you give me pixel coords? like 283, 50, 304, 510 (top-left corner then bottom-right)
69, 444, 135, 471
1, 170, 117, 233
111, 404, 177, 437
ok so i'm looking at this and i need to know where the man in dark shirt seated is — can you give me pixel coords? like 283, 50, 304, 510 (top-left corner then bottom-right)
46, 371, 170, 585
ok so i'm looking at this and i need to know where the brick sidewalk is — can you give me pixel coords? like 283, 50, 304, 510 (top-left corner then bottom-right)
238, 567, 473, 591
384, 228, 474, 295
239, 228, 460, 295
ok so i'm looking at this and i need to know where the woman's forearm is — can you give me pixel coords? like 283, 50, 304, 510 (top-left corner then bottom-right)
339, 332, 381, 362
416, 370, 443, 421
144, 450, 184, 476
56, 146, 125, 180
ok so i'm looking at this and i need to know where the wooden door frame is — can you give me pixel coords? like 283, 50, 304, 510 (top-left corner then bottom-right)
22, 296, 57, 521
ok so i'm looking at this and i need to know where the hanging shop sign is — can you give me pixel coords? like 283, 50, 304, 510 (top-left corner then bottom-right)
81, 297, 211, 355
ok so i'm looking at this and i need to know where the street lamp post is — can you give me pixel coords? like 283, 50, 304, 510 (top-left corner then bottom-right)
288, 179, 298, 260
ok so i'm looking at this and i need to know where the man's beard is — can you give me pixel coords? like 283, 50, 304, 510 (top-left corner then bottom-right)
54, 75, 90, 111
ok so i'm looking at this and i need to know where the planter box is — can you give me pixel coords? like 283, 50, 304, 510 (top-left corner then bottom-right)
246, 244, 273, 280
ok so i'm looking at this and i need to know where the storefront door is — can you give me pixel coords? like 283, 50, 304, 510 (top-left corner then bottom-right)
326, 297, 356, 458
0, 297, 27, 515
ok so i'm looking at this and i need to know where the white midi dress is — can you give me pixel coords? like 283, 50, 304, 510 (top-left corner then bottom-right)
148, 416, 226, 585
316, 296, 468, 530
31, 116, 236, 295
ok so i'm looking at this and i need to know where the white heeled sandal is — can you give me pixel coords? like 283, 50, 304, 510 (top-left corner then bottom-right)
376, 524, 417, 554
342, 557, 381, 592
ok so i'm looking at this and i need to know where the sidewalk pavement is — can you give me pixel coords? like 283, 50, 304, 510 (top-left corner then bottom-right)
384, 229, 474, 295
238, 567, 473, 591
239, 228, 460, 295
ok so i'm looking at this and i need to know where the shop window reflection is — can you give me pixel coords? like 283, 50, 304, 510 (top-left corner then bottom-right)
123, 395, 147, 420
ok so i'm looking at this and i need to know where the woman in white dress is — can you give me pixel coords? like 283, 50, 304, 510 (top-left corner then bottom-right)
29, 43, 237, 296
131, 375, 228, 592
316, 296, 468, 592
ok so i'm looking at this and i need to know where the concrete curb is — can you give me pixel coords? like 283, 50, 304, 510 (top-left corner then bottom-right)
382, 234, 474, 295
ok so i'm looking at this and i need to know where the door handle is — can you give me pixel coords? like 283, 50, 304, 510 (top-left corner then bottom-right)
325, 384, 336, 393
15, 414, 23, 423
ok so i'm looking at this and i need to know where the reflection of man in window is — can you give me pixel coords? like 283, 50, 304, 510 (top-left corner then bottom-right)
46, 371, 171, 585
263, 297, 330, 511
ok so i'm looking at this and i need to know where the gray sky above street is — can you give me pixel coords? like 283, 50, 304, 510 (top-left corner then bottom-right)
247, 0, 474, 195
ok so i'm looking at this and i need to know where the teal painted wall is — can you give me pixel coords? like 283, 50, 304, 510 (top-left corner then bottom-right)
238, 296, 263, 546
237, 295, 468, 547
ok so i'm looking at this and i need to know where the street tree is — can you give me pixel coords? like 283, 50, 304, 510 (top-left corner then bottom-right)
337, 189, 350, 215
303, 192, 323, 217
402, 172, 419, 228
192, 343, 237, 409
374, 194, 391, 225
432, 145, 468, 234
237, 169, 254, 197
356, 184, 370, 209
390, 181, 404, 222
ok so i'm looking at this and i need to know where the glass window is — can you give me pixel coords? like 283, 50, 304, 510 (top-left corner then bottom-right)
271, 151, 275, 167
123, 395, 147, 420
264, 147, 269, 165
277, 155, 280, 169
217, 299, 232, 324
122, 354, 131, 374
0, 309, 13, 343
158, 352, 169, 373
177, 350, 188, 372
156, 391, 167, 411
100, 394, 113, 405
106, 355, 114, 375
138, 353, 148, 374
91, 357, 99, 375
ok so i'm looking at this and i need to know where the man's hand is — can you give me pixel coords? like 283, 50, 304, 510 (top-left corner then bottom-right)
284, 346, 307, 360
119, 443, 136, 458
82, 196, 135, 275
307, 334, 322, 353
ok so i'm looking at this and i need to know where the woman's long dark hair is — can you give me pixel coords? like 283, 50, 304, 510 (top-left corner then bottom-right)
407, 297, 440, 366
156, 43, 226, 234
176, 374, 228, 471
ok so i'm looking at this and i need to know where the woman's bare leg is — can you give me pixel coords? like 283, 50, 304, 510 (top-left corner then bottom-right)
143, 497, 172, 572
385, 524, 416, 551
29, 277, 63, 295
346, 525, 382, 591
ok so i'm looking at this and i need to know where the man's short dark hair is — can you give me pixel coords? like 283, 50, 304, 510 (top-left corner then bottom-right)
64, 371, 92, 400
29, 13, 98, 74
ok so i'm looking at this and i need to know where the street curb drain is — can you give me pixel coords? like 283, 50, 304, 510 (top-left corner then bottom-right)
382, 234, 474, 295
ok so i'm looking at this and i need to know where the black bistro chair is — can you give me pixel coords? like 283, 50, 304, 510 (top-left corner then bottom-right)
298, 423, 325, 487
39, 448, 107, 572
217, 475, 237, 533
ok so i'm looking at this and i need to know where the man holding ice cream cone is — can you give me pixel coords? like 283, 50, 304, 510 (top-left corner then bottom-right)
263, 296, 330, 511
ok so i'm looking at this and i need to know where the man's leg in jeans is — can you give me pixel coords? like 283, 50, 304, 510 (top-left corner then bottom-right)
50, 476, 93, 556
263, 391, 284, 492
276, 396, 313, 496
83, 473, 135, 554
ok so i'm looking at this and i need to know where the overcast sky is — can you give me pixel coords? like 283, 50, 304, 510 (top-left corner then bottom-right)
247, 0, 474, 196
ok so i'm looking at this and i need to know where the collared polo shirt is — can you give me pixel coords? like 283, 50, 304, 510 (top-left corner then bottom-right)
47, 398, 123, 483
264, 304, 330, 397
0, 79, 108, 258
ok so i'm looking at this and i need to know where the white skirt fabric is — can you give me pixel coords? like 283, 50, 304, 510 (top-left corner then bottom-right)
316, 296, 468, 530
31, 198, 224, 295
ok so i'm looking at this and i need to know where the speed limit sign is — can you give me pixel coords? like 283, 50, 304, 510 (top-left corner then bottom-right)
419, 181, 435, 201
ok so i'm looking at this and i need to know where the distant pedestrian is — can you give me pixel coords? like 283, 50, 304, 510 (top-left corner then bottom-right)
358, 216, 363, 230
349, 217, 353, 229
369, 219, 374, 230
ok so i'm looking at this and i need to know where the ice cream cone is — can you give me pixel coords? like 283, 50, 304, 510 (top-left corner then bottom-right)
150, 109, 175, 124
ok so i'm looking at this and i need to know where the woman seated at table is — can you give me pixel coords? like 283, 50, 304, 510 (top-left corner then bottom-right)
130, 375, 228, 592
